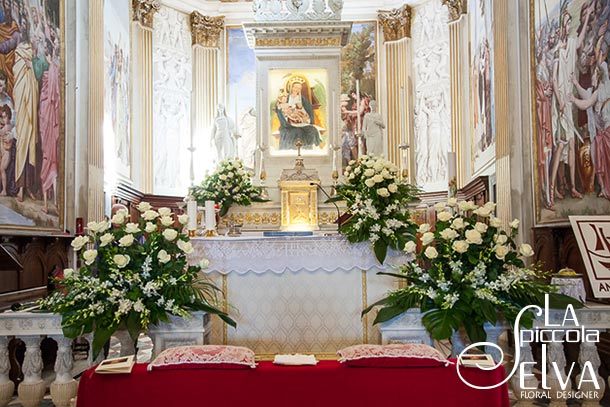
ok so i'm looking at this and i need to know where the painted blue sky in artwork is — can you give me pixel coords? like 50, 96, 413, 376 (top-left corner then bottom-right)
227, 28, 256, 121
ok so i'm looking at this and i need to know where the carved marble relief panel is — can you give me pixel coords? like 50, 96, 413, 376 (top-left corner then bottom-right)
152, 6, 192, 196
411, 0, 451, 192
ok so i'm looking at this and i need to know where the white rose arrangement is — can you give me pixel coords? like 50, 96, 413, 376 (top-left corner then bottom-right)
364, 199, 582, 344
190, 158, 268, 217
330, 154, 420, 264
39, 202, 236, 359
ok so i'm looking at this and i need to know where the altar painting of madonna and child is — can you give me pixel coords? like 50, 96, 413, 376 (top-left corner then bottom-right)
268, 69, 328, 156
531, 0, 610, 224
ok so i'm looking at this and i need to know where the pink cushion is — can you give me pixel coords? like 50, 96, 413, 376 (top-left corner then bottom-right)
147, 345, 256, 371
337, 344, 451, 368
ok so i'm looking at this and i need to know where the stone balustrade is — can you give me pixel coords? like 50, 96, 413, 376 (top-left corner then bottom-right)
380, 303, 610, 406
0, 311, 210, 407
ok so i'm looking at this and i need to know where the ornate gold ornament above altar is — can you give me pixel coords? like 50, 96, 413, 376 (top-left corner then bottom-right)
278, 141, 320, 231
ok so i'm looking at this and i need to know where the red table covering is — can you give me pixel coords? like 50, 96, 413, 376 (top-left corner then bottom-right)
76, 360, 510, 407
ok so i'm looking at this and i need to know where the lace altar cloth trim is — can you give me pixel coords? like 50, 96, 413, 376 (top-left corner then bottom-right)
190, 235, 409, 274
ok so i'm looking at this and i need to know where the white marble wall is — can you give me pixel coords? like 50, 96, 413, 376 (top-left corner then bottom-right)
411, 0, 451, 192
152, 6, 192, 196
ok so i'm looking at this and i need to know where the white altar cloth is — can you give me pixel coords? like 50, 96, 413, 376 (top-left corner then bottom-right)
190, 233, 409, 274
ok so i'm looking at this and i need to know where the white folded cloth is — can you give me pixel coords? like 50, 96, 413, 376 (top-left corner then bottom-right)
273, 354, 318, 366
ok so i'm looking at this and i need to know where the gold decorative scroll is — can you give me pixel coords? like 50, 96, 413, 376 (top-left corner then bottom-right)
255, 37, 342, 47
442, 0, 467, 23
378, 4, 412, 41
190, 12, 225, 48
132, 0, 160, 29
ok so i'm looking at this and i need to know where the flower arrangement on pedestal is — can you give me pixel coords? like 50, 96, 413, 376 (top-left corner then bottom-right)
329, 155, 420, 264
363, 198, 582, 343
39, 202, 236, 359
190, 159, 268, 217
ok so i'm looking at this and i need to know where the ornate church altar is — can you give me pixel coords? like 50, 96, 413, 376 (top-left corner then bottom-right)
190, 234, 408, 356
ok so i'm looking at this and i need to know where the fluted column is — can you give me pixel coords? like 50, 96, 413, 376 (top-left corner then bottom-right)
378, 5, 412, 181
132, 0, 159, 193
190, 12, 224, 184
444, 0, 467, 189
87, 0, 104, 222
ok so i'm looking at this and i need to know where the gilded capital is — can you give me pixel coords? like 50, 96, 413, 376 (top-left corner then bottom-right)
377, 4, 412, 42
132, 0, 160, 29
442, 0, 467, 22
190, 12, 225, 48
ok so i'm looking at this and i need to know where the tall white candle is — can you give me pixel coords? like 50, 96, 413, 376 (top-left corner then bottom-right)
332, 145, 337, 172
332, 91, 337, 145
400, 87, 406, 145
356, 80, 361, 134
187, 200, 197, 231
205, 200, 216, 230
447, 151, 457, 197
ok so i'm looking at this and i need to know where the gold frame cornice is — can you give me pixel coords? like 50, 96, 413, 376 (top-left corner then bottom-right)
190, 12, 225, 48
377, 4, 412, 41
132, 0, 159, 29
442, 0, 467, 23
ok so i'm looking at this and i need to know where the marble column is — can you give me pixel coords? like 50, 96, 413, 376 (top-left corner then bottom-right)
88, 0, 104, 222
50, 336, 78, 407
443, 0, 467, 189
132, 0, 159, 193
190, 12, 224, 185
18, 337, 45, 407
378, 5, 412, 181
0, 338, 13, 407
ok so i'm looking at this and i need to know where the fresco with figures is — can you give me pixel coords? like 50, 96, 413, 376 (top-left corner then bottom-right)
104, 0, 130, 181
532, 0, 610, 224
227, 27, 256, 169
0, 0, 64, 233
268, 68, 328, 156
469, 0, 495, 175
340, 22, 376, 169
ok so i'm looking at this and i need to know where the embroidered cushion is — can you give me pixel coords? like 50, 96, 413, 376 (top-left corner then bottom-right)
337, 344, 450, 368
147, 345, 256, 371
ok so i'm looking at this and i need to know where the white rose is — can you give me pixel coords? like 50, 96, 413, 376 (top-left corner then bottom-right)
227, 172, 234, 178
219, 174, 227, 181
364, 168, 375, 177
87, 221, 102, 234
373, 162, 384, 172
136, 202, 152, 212
373, 174, 384, 183
111, 212, 127, 225
113, 254, 130, 268
125, 223, 140, 234
163, 229, 178, 241
142, 210, 159, 221
88, 221, 109, 234
158, 207, 172, 217
99, 233, 114, 247
447, 197, 458, 207
345, 166, 352, 173
119, 234, 135, 247
474, 206, 492, 217
381, 169, 392, 179
495, 245, 509, 260
83, 249, 98, 265
519, 243, 534, 257
199, 258, 210, 269
63, 268, 74, 279
434, 202, 446, 212
157, 250, 171, 264
418, 223, 431, 233
348, 160, 356, 166
388, 183, 398, 193
71, 235, 89, 251
440, 228, 459, 240
484, 202, 497, 211
177, 239, 194, 254
437, 211, 452, 222
424, 246, 438, 259
489, 217, 502, 228
510, 219, 520, 229
404, 241, 417, 253
458, 200, 471, 211
465, 229, 483, 245
495, 234, 508, 245
145, 222, 157, 233
364, 178, 376, 188
452, 240, 469, 253
474, 222, 488, 234
377, 188, 390, 197
160, 216, 174, 227
451, 218, 466, 230
421, 232, 435, 246
178, 214, 189, 225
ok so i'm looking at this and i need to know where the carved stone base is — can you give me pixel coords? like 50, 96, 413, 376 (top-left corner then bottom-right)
51, 379, 78, 407
0, 380, 14, 407
17, 380, 46, 407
